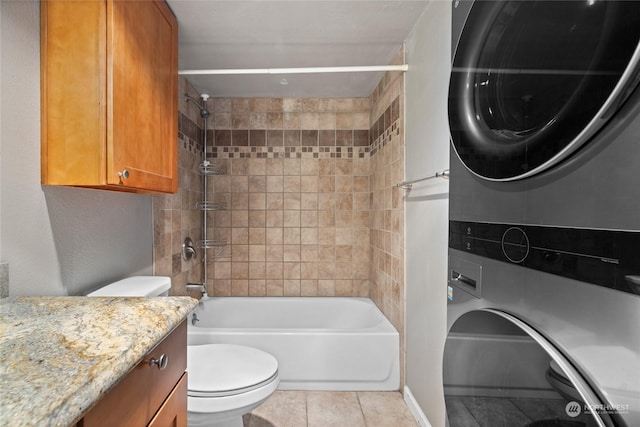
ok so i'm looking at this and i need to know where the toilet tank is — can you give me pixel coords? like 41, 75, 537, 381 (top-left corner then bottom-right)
87, 276, 171, 297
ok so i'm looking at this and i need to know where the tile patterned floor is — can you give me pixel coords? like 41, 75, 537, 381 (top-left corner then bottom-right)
243, 391, 418, 427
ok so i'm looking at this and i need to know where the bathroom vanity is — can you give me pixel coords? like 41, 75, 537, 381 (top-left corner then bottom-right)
0, 296, 198, 426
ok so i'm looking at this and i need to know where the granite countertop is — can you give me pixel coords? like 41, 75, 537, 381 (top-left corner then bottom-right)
0, 296, 198, 427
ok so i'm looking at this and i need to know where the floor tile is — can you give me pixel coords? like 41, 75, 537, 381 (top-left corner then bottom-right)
246, 391, 307, 427
358, 391, 418, 427
244, 390, 419, 427
306, 391, 366, 427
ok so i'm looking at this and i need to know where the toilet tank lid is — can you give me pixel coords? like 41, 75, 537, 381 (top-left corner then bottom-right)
87, 276, 171, 297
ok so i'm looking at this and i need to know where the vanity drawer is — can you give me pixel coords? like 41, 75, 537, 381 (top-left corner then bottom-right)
80, 320, 187, 426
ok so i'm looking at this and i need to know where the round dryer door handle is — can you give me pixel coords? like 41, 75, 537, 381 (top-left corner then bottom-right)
149, 354, 169, 371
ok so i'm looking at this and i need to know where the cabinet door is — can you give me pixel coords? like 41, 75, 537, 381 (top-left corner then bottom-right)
41, 1, 107, 187
80, 322, 187, 427
148, 374, 187, 427
108, 0, 178, 193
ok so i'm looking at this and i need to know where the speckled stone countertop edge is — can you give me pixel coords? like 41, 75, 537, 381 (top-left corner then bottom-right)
0, 296, 198, 427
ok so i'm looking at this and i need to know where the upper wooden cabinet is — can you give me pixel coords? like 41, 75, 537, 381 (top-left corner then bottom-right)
41, 0, 178, 193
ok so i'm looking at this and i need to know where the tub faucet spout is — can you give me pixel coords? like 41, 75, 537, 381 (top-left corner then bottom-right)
186, 283, 209, 299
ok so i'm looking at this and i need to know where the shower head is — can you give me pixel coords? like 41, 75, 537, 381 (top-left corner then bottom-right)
184, 93, 211, 119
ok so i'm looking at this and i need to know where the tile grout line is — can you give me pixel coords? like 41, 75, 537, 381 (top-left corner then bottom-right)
356, 391, 369, 427
304, 390, 309, 427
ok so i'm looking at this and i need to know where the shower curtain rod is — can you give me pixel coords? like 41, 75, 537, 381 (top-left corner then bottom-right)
178, 64, 409, 75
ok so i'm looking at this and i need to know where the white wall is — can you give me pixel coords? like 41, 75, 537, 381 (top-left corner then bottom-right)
0, 1, 153, 296
404, 1, 451, 426
0, 0, 4, 263
0, 0, 4, 297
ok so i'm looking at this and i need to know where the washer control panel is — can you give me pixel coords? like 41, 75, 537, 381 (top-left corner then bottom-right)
449, 220, 639, 296
501, 227, 530, 264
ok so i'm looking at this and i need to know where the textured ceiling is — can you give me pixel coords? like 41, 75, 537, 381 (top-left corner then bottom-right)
167, 0, 430, 98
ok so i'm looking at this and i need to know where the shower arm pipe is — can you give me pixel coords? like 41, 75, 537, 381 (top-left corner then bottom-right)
184, 93, 205, 108
179, 64, 408, 76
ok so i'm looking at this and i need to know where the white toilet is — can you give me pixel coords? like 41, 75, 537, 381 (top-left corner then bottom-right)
88, 276, 280, 427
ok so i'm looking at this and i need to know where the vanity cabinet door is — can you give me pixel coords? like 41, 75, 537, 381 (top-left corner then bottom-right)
41, 0, 178, 194
148, 374, 187, 427
79, 321, 187, 427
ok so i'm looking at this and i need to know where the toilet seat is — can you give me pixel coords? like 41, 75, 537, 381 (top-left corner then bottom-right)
187, 344, 279, 398
187, 344, 280, 423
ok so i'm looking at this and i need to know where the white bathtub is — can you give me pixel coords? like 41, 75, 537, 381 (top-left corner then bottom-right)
187, 297, 400, 391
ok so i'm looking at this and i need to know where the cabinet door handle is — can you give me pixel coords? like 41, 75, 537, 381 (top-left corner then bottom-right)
118, 169, 130, 179
149, 354, 169, 370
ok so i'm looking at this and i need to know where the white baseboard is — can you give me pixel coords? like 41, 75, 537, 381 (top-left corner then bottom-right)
404, 386, 433, 427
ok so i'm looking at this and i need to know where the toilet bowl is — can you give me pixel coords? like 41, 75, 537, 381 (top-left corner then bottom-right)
88, 276, 280, 427
188, 344, 279, 427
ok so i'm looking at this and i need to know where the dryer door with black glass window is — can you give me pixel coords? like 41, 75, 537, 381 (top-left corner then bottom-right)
449, 0, 640, 181
443, 310, 611, 427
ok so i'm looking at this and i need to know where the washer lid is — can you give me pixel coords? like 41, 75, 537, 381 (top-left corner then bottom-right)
187, 344, 279, 398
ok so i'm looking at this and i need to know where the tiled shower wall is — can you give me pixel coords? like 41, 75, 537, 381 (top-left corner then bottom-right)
205, 98, 372, 297
152, 60, 406, 384
369, 48, 406, 387
152, 78, 204, 295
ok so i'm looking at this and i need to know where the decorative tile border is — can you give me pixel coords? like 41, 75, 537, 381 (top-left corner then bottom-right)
178, 112, 203, 155
179, 95, 400, 159
369, 96, 401, 156
208, 145, 369, 159
209, 129, 370, 148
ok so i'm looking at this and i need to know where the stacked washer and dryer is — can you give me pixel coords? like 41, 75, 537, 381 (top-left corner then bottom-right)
445, 1, 640, 426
